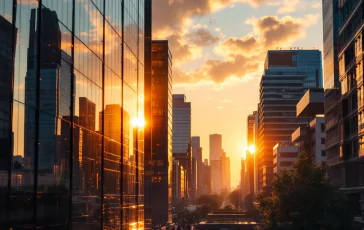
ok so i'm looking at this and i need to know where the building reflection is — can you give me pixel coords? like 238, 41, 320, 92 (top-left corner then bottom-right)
0, 0, 145, 229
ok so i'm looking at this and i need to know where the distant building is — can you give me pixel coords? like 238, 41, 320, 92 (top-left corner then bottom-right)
245, 112, 258, 197
210, 134, 222, 194
200, 159, 212, 195
149, 40, 173, 225
273, 144, 299, 173
172, 159, 187, 202
192, 136, 202, 197
221, 150, 231, 192
172, 94, 192, 199
258, 50, 323, 191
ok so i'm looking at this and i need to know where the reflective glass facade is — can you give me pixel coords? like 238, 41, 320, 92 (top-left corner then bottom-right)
0, 0, 145, 229
258, 50, 323, 191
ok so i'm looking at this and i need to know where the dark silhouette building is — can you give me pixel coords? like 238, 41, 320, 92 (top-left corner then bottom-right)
150, 40, 173, 226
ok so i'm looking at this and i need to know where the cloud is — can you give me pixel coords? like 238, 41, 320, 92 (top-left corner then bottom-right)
174, 14, 319, 85
185, 27, 222, 46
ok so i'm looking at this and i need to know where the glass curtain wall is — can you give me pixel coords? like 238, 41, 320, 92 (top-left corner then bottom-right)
0, 0, 144, 229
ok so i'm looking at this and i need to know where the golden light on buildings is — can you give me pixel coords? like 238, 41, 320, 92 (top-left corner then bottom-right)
248, 145, 256, 154
131, 117, 145, 128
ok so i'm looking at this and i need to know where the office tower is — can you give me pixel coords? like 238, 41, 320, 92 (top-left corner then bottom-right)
144, 0, 152, 228
172, 94, 192, 199
201, 159, 212, 195
258, 50, 323, 191
2, 1, 145, 228
246, 112, 257, 197
192, 136, 201, 197
150, 40, 173, 225
24, 8, 72, 171
292, 89, 326, 165
327, 0, 364, 225
221, 150, 231, 191
209, 134, 222, 194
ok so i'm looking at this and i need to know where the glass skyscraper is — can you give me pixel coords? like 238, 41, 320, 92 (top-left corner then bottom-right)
258, 50, 323, 191
0, 0, 145, 229
172, 94, 192, 199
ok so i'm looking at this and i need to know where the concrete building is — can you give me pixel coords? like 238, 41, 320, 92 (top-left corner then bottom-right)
323, 0, 364, 225
149, 40, 173, 225
210, 134, 222, 194
172, 94, 192, 199
292, 89, 326, 165
258, 50, 323, 191
273, 144, 299, 173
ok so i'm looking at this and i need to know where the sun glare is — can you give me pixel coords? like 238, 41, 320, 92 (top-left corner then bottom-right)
131, 117, 145, 128
248, 145, 256, 154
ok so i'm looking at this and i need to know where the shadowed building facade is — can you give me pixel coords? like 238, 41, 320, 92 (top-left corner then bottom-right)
150, 40, 173, 226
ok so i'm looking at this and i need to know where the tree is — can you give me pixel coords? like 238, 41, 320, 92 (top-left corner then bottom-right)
195, 194, 222, 211
256, 152, 354, 230
228, 189, 244, 210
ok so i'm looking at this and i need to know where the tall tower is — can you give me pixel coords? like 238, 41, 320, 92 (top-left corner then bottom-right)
209, 134, 222, 194
150, 40, 173, 225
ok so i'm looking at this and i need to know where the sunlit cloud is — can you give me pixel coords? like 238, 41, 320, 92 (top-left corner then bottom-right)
174, 14, 319, 86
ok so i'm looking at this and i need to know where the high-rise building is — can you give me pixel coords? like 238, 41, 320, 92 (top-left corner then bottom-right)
258, 50, 323, 191
273, 144, 299, 173
192, 136, 202, 197
246, 112, 258, 197
172, 94, 192, 198
324, 0, 364, 225
322, 0, 341, 183
221, 150, 231, 192
150, 40, 173, 226
144, 0, 153, 228
200, 159, 212, 195
209, 134, 222, 194
0, 1, 145, 228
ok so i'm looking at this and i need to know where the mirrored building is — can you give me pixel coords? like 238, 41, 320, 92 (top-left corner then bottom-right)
0, 0, 145, 229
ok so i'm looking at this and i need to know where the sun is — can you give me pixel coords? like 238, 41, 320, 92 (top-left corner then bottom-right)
131, 117, 145, 128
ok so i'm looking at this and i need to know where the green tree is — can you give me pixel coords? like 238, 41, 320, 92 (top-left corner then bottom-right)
256, 152, 354, 230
